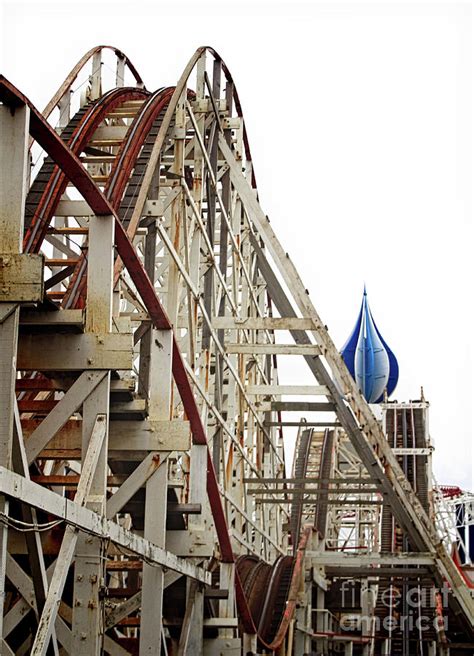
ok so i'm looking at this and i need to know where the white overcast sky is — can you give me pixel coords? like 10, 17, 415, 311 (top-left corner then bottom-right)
1, 0, 472, 489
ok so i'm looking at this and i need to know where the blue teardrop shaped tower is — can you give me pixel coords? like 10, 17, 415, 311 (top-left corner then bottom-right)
341, 287, 399, 403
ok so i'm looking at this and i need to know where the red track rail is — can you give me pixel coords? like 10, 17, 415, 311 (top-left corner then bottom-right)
61, 86, 175, 307
24, 86, 149, 253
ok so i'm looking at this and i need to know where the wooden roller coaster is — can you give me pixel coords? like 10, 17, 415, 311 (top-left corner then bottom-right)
0, 46, 473, 655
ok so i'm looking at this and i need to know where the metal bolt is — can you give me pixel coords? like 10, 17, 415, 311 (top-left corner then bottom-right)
80, 633, 87, 640
76, 574, 83, 581
90, 574, 98, 583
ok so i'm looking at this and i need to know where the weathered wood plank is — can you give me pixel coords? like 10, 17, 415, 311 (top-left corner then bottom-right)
225, 342, 321, 355
18, 333, 133, 370
23, 419, 191, 455
20, 309, 84, 329
212, 317, 316, 330
0, 254, 44, 302
55, 200, 92, 217
90, 125, 128, 142
0, 466, 212, 585
246, 384, 329, 396
258, 401, 336, 412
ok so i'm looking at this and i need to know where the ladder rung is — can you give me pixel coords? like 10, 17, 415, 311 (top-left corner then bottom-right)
47, 227, 88, 235
45, 258, 79, 266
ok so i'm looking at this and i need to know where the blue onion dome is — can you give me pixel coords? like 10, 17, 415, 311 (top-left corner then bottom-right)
341, 287, 399, 403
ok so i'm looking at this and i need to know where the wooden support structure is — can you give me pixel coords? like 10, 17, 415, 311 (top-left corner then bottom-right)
0, 45, 472, 656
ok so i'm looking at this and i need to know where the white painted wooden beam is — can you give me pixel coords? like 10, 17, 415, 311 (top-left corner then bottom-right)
246, 385, 329, 396
0, 466, 211, 584
18, 333, 133, 371
0, 103, 30, 640
212, 317, 316, 330
225, 342, 321, 355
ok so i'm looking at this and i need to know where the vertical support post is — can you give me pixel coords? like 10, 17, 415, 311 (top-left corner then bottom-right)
294, 570, 312, 656
57, 91, 70, 131
209, 63, 222, 476
189, 444, 207, 532
178, 579, 204, 655
135, 144, 171, 654
116, 54, 125, 87
202, 60, 220, 355
166, 89, 185, 325
71, 213, 114, 654
218, 562, 235, 639
315, 587, 327, 655
90, 50, 102, 100
214, 75, 233, 497
12, 407, 60, 654
138, 196, 158, 398
178, 436, 208, 654
243, 633, 257, 655
49, 215, 65, 291
0, 103, 29, 638
424, 400, 435, 519
188, 53, 206, 374
139, 329, 173, 655
180, 406, 209, 648
360, 577, 370, 648
428, 641, 437, 656
344, 642, 354, 656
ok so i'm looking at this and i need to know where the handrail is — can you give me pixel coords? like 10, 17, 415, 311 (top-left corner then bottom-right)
41, 45, 145, 122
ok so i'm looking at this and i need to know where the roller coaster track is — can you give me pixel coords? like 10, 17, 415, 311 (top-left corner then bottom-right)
0, 45, 473, 655
290, 406, 474, 653
375, 406, 435, 653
